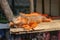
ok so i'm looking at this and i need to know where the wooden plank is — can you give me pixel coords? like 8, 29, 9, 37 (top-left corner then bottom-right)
51, 0, 59, 16
36, 0, 42, 13
34, 20, 60, 30
10, 20, 60, 34
30, 0, 34, 12
44, 0, 50, 15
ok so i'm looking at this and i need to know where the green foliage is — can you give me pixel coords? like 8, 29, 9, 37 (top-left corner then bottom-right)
0, 19, 9, 23
0, 15, 9, 23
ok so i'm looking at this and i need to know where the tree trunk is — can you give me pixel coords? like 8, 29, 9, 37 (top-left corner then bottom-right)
0, 0, 15, 21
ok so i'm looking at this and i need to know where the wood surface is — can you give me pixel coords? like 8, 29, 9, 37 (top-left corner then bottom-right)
10, 20, 60, 34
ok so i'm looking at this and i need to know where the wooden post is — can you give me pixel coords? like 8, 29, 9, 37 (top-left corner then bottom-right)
30, 0, 34, 12
36, 0, 42, 13
0, 0, 15, 21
